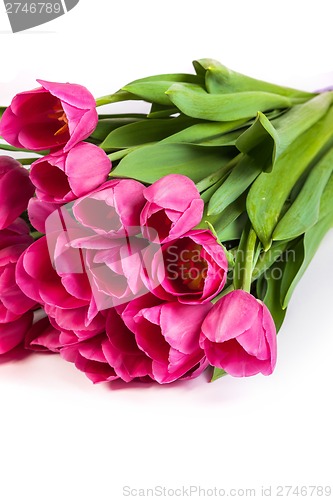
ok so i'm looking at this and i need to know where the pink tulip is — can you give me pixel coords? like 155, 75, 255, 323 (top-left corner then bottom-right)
200, 290, 277, 377
16, 177, 149, 353
145, 229, 228, 304
30, 143, 111, 203
0, 219, 36, 354
72, 179, 146, 236
0, 313, 33, 355
70, 234, 151, 310
15, 235, 105, 338
25, 316, 63, 352
60, 337, 119, 384
38, 294, 212, 385
0, 156, 35, 230
0, 80, 98, 152
141, 174, 204, 243
122, 296, 212, 383
103, 307, 153, 382
28, 197, 59, 233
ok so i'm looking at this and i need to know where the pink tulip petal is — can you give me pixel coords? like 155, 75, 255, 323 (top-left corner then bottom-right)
236, 306, 270, 361
28, 198, 58, 233
0, 312, 33, 354
201, 290, 260, 343
202, 337, 271, 377
0, 158, 35, 230
160, 302, 212, 354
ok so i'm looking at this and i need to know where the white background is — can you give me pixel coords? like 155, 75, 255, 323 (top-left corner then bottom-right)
1, 1, 333, 499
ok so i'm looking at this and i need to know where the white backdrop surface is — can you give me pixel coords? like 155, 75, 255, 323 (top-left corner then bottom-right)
0, 1, 332, 499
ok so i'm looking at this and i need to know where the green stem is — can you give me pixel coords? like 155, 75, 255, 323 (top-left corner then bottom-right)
30, 231, 44, 240
242, 228, 257, 293
96, 96, 115, 107
212, 284, 235, 304
18, 158, 36, 166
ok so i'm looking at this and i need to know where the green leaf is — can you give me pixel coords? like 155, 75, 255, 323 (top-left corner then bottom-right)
319, 172, 333, 219
273, 146, 333, 240
100, 116, 194, 150
208, 155, 261, 216
148, 102, 179, 118
200, 177, 227, 204
236, 112, 278, 172
262, 263, 287, 332
210, 367, 227, 382
122, 73, 204, 106
192, 59, 315, 100
166, 83, 303, 122
233, 224, 251, 290
217, 212, 248, 242
252, 240, 290, 281
196, 157, 239, 195
247, 103, 333, 249
162, 119, 248, 146
126, 73, 202, 85
90, 116, 146, 142
210, 193, 247, 231
234, 93, 333, 172
110, 143, 235, 184
271, 92, 333, 153
280, 211, 333, 308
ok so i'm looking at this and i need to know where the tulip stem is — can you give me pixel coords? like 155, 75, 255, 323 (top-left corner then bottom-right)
30, 231, 44, 240
242, 227, 257, 293
17, 158, 37, 166
212, 284, 235, 304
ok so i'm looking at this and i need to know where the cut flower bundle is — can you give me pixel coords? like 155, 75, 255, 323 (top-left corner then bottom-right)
0, 59, 332, 384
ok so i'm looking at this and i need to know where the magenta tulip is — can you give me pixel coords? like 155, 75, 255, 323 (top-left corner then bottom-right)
0, 219, 36, 354
72, 179, 146, 236
145, 229, 228, 304
141, 174, 204, 243
122, 296, 212, 383
28, 197, 59, 233
0, 313, 33, 355
0, 156, 35, 230
30, 143, 111, 203
200, 290, 277, 377
15, 236, 106, 338
60, 336, 119, 384
0, 80, 98, 152
103, 307, 153, 382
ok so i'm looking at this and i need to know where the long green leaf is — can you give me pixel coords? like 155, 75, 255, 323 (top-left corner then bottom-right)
166, 83, 304, 122
247, 104, 333, 249
236, 94, 333, 172
252, 241, 290, 281
110, 143, 235, 184
90, 116, 145, 142
236, 112, 278, 171
217, 212, 248, 242
122, 74, 203, 106
262, 263, 287, 332
208, 155, 261, 215
162, 119, 247, 145
193, 59, 315, 100
280, 212, 333, 308
100, 116, 194, 150
319, 173, 333, 219
273, 147, 333, 240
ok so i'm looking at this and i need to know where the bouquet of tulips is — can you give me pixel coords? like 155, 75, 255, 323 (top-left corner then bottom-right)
0, 59, 332, 384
